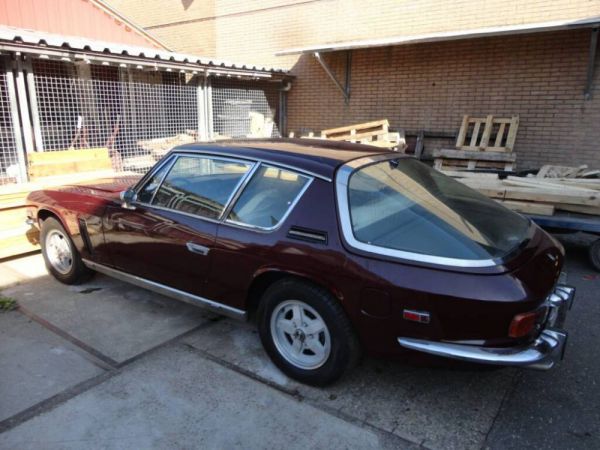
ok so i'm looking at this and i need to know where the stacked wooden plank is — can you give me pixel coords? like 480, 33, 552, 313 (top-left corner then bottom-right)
289, 119, 407, 151
446, 168, 600, 216
434, 115, 519, 171
137, 132, 197, 160
27, 148, 113, 180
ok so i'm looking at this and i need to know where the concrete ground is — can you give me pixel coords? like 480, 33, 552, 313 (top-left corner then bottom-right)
0, 234, 598, 450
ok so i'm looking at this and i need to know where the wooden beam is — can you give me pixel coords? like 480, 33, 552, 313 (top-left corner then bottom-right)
479, 115, 494, 149
434, 149, 517, 162
498, 200, 555, 216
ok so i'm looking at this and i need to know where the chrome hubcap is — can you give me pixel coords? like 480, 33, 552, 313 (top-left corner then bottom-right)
270, 300, 331, 370
45, 230, 73, 275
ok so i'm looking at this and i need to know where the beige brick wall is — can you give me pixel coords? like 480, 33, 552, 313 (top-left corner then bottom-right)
288, 29, 600, 169
106, 1, 600, 168
108, 0, 600, 68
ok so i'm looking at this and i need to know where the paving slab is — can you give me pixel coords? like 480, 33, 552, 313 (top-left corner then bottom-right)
183, 319, 515, 449
0, 311, 104, 422
0, 253, 47, 289
1, 255, 215, 363
0, 344, 402, 450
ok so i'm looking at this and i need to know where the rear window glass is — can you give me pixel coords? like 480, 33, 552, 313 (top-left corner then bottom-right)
227, 165, 310, 229
152, 156, 252, 219
347, 159, 530, 260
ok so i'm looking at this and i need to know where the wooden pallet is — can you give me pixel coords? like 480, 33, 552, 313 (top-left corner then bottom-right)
455, 115, 519, 152
319, 119, 407, 150
434, 114, 519, 171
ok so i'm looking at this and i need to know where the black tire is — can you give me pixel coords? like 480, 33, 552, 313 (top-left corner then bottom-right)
257, 278, 360, 386
40, 217, 93, 285
589, 239, 600, 272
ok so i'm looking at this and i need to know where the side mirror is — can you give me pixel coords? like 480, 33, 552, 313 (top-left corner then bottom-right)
120, 188, 137, 210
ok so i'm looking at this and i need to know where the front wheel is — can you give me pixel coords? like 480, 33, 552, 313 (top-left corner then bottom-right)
40, 217, 93, 284
258, 278, 360, 386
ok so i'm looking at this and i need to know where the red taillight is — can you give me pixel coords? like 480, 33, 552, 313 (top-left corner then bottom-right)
508, 311, 538, 338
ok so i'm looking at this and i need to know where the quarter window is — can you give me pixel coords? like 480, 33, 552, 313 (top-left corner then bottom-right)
137, 160, 171, 204
151, 156, 252, 219
227, 165, 310, 229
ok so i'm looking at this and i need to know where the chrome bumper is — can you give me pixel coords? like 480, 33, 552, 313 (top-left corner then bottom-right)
397, 284, 575, 370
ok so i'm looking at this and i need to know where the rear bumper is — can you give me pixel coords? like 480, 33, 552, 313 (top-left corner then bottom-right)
397, 284, 575, 370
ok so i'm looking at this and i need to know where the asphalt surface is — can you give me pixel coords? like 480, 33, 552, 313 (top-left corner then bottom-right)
484, 234, 600, 449
0, 234, 598, 450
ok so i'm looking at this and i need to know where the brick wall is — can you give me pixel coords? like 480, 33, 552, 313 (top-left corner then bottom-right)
107, 0, 600, 68
106, 1, 600, 168
288, 29, 600, 169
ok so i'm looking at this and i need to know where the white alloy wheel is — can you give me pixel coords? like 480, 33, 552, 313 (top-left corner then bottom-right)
45, 229, 73, 275
270, 299, 332, 370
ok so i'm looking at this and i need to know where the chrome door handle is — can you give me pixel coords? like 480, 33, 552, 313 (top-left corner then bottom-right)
186, 242, 210, 256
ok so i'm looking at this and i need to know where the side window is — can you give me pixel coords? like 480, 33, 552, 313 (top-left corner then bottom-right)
152, 156, 252, 219
227, 165, 310, 229
137, 159, 172, 204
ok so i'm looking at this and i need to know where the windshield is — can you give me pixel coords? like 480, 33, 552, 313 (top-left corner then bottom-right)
346, 158, 530, 261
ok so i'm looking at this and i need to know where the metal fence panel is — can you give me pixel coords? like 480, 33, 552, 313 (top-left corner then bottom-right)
0, 67, 23, 185
0, 59, 283, 185
32, 60, 199, 173
211, 79, 280, 139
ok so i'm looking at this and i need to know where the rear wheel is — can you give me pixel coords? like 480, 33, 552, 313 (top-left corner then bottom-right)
258, 278, 360, 386
40, 217, 92, 284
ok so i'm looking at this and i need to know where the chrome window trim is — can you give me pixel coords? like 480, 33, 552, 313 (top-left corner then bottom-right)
131, 153, 313, 233
336, 153, 517, 268
218, 162, 262, 221
82, 259, 246, 320
134, 153, 256, 222
223, 165, 313, 232
148, 154, 179, 205
174, 148, 332, 182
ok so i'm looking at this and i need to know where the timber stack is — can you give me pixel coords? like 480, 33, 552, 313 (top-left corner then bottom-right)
447, 165, 600, 216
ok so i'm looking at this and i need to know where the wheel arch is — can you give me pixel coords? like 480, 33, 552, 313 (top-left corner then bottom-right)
37, 208, 69, 234
245, 268, 345, 319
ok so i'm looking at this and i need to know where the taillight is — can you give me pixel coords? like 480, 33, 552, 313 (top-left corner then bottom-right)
508, 309, 545, 338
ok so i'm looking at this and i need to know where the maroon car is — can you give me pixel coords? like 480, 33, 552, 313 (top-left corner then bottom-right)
26, 140, 574, 385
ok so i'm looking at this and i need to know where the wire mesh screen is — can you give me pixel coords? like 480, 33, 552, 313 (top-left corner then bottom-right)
32, 60, 199, 173
0, 71, 21, 185
211, 79, 280, 139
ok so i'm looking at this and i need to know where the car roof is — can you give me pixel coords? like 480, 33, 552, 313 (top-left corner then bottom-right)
173, 138, 394, 180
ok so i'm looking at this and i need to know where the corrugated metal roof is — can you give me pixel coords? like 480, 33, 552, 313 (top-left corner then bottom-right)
0, 25, 289, 76
276, 16, 600, 55
0, 0, 166, 50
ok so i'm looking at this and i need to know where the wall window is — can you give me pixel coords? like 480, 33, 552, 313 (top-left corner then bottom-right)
152, 156, 252, 219
227, 165, 310, 229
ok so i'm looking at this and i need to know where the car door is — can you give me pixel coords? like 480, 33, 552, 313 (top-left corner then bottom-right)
103, 153, 254, 298
205, 164, 314, 309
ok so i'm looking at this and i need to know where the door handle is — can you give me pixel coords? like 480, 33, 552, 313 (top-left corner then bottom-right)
186, 242, 210, 256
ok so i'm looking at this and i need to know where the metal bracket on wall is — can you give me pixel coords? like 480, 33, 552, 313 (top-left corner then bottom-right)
584, 27, 599, 100
313, 51, 351, 104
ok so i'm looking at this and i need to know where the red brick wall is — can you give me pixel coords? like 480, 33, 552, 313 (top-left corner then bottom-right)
288, 29, 600, 169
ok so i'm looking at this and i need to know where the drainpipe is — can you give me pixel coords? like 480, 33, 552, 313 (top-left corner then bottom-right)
279, 81, 291, 137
